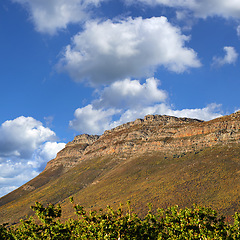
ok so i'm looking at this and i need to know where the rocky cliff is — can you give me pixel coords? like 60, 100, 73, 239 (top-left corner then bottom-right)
45, 111, 240, 171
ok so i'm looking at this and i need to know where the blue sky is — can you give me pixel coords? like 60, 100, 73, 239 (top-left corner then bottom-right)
0, 0, 240, 197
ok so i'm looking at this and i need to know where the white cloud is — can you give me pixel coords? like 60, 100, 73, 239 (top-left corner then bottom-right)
0, 161, 38, 182
36, 142, 66, 163
11, 0, 104, 34
69, 105, 120, 134
0, 160, 39, 197
12, 0, 240, 35
165, 103, 222, 120
59, 17, 201, 85
70, 78, 222, 135
31, 142, 66, 170
212, 46, 238, 67
126, 0, 240, 19
237, 25, 240, 37
0, 116, 56, 159
0, 116, 65, 197
94, 78, 167, 108
175, 10, 196, 31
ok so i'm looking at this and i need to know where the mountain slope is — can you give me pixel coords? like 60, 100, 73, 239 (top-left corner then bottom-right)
1, 112, 240, 224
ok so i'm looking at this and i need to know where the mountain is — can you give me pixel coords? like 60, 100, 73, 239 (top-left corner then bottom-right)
1, 112, 240, 224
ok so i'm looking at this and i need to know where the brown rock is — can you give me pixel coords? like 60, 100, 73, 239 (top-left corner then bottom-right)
45, 112, 240, 171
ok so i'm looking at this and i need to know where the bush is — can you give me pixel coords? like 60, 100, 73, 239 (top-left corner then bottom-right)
1, 199, 240, 239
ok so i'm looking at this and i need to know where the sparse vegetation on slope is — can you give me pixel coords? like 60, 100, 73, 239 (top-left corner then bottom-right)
1, 143, 240, 225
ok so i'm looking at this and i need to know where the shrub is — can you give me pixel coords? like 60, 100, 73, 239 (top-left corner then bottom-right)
1, 199, 240, 239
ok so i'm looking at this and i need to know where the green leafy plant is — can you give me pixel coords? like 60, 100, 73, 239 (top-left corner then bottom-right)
2, 199, 240, 239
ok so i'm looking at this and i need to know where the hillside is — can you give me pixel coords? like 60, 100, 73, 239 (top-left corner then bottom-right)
1, 112, 240, 224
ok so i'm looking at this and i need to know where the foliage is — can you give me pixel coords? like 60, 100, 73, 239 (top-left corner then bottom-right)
1, 198, 240, 239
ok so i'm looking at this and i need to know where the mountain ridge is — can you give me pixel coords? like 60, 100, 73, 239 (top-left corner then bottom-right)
1, 112, 240, 224
45, 112, 240, 171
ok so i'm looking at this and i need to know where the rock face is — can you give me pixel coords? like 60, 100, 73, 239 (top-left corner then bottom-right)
45, 112, 240, 171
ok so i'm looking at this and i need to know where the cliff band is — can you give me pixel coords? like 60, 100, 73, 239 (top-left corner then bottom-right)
46, 112, 240, 171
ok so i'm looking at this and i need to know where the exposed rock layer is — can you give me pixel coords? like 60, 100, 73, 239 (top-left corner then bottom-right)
45, 112, 240, 171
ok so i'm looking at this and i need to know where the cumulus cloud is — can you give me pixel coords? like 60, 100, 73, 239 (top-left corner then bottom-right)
212, 46, 238, 67
59, 17, 201, 85
69, 105, 120, 134
0, 116, 56, 159
94, 78, 167, 109
70, 78, 222, 135
126, 0, 240, 19
70, 78, 167, 133
0, 161, 39, 195
31, 141, 66, 171
12, 0, 240, 35
0, 116, 65, 197
11, 0, 104, 34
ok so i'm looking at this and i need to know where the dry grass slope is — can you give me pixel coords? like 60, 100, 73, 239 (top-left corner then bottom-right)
1, 142, 240, 224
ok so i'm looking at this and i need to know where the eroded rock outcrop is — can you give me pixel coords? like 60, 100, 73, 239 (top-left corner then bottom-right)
45, 111, 240, 171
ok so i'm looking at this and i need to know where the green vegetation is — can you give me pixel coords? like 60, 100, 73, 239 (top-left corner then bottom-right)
1, 198, 240, 239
